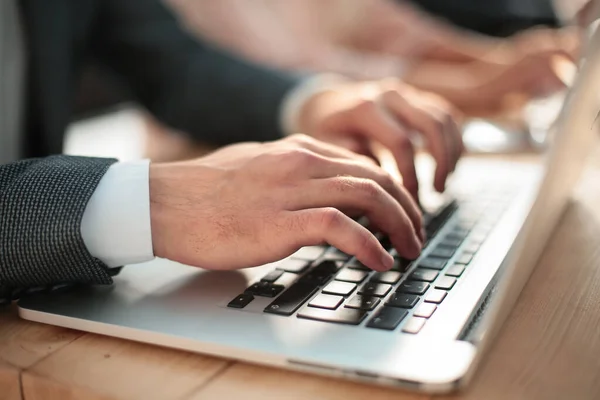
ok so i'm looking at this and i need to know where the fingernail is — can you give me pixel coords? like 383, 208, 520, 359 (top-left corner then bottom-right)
381, 252, 394, 270
412, 234, 423, 254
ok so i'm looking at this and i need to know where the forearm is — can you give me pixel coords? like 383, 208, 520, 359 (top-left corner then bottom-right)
94, 0, 301, 146
0, 156, 117, 291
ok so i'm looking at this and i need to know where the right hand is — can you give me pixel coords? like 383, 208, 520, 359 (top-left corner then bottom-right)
149, 134, 423, 272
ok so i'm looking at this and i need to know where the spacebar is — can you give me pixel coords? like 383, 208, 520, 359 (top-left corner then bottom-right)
264, 281, 319, 316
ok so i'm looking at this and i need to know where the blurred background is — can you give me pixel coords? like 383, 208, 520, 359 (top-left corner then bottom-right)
66, 0, 585, 161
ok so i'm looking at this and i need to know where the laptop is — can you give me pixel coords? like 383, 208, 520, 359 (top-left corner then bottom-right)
17, 26, 600, 394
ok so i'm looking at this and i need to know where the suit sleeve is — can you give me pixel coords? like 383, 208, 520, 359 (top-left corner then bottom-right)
89, 0, 302, 146
0, 156, 117, 295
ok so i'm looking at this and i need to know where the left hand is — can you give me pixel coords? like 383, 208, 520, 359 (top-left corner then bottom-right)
297, 79, 463, 199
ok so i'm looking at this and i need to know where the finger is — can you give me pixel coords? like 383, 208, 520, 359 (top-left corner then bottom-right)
290, 208, 394, 271
290, 177, 422, 258
347, 101, 420, 199
382, 90, 451, 192
304, 158, 423, 240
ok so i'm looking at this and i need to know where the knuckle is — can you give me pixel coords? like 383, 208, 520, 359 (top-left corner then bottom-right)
287, 133, 312, 145
317, 208, 345, 230
354, 99, 378, 115
289, 148, 319, 166
356, 179, 382, 200
377, 171, 395, 191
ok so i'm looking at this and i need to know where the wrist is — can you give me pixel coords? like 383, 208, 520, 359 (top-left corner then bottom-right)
149, 163, 172, 260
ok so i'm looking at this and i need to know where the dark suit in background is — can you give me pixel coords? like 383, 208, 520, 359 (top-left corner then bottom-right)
408, 0, 559, 36
1, 0, 300, 296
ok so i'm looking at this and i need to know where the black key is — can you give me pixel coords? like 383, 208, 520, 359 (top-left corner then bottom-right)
261, 269, 284, 283
277, 259, 310, 274
246, 282, 285, 298
424, 289, 447, 304
291, 246, 326, 260
435, 276, 457, 290
344, 295, 380, 311
428, 246, 456, 259
446, 231, 469, 241
390, 257, 413, 272
408, 269, 439, 282
452, 227, 471, 237
358, 282, 392, 297
386, 293, 419, 309
309, 294, 344, 310
370, 271, 402, 285
228, 293, 255, 309
335, 269, 369, 283
455, 252, 475, 265
322, 248, 351, 262
413, 303, 437, 318
298, 307, 367, 325
418, 257, 447, 270
367, 307, 409, 330
379, 236, 393, 250
439, 237, 463, 249
346, 260, 371, 271
322, 281, 356, 296
264, 281, 320, 316
397, 281, 430, 295
302, 260, 340, 285
402, 317, 427, 334
445, 264, 465, 277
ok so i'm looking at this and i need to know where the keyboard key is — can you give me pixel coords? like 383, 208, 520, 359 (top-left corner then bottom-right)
261, 269, 284, 283
370, 271, 402, 285
413, 303, 437, 318
439, 237, 463, 249
277, 259, 310, 274
428, 246, 456, 259
346, 260, 371, 271
344, 295, 380, 311
386, 293, 419, 309
367, 307, 408, 330
424, 290, 447, 304
264, 281, 320, 316
408, 268, 439, 282
302, 260, 341, 285
309, 294, 344, 310
435, 276, 457, 290
227, 293, 255, 309
418, 257, 447, 270
335, 268, 369, 283
322, 281, 356, 296
456, 252, 475, 265
358, 282, 392, 297
246, 282, 285, 298
390, 257, 413, 272
323, 248, 351, 261
445, 264, 465, 277
397, 281, 429, 295
462, 242, 481, 254
298, 307, 367, 325
402, 317, 427, 334
291, 246, 326, 260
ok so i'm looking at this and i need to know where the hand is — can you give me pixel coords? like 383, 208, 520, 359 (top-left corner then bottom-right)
149, 134, 423, 272
297, 79, 463, 199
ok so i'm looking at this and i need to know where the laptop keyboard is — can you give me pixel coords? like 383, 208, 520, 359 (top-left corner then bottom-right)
227, 186, 517, 335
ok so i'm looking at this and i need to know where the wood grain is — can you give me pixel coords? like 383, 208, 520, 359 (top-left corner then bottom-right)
189, 363, 428, 400
0, 361, 21, 400
22, 372, 114, 400
27, 333, 230, 400
0, 305, 82, 369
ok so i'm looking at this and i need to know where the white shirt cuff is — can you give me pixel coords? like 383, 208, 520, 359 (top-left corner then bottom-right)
279, 74, 348, 135
81, 160, 154, 268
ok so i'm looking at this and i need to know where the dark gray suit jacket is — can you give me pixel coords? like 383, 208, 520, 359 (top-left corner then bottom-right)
0, 0, 301, 299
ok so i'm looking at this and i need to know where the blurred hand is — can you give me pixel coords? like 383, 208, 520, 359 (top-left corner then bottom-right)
150, 134, 423, 272
297, 79, 463, 199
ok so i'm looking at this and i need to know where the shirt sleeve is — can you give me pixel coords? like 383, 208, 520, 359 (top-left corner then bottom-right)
80, 160, 155, 268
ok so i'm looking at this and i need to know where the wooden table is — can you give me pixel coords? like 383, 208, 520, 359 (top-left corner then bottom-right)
2, 153, 600, 400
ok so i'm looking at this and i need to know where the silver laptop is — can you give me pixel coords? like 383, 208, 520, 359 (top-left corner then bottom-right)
18, 26, 600, 394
